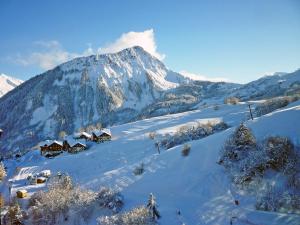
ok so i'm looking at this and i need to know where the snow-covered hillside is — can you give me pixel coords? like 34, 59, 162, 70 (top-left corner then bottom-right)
0, 46, 299, 157
0, 47, 238, 156
2, 100, 300, 225
231, 69, 300, 100
0, 73, 23, 97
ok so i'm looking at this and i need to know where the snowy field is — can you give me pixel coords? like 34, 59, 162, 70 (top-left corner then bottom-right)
2, 101, 300, 225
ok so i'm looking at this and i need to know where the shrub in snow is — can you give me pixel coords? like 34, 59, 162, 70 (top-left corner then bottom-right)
148, 132, 156, 140
133, 163, 145, 175
224, 96, 240, 105
3, 200, 24, 225
255, 184, 300, 213
27, 175, 98, 225
147, 193, 160, 220
0, 161, 6, 181
98, 206, 155, 225
213, 104, 220, 110
181, 144, 191, 156
255, 95, 299, 117
220, 123, 256, 165
264, 136, 294, 171
159, 121, 228, 150
96, 187, 123, 213
220, 129, 300, 213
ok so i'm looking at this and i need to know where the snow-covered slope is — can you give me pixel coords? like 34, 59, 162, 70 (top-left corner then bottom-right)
0, 73, 23, 97
0, 47, 238, 155
0, 46, 299, 156
3, 100, 300, 224
231, 69, 300, 100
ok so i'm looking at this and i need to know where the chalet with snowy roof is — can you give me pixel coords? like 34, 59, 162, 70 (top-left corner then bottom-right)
92, 128, 112, 142
73, 132, 93, 141
40, 140, 64, 157
63, 137, 87, 153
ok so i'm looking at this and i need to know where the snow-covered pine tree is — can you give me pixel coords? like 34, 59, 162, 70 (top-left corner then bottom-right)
147, 193, 160, 220
233, 123, 256, 147
220, 123, 256, 164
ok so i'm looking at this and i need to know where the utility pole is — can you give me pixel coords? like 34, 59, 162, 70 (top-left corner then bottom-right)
248, 104, 253, 120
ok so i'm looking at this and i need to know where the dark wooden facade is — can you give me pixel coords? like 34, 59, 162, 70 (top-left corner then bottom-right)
92, 132, 111, 142
40, 140, 87, 156
40, 142, 64, 156
68, 143, 87, 153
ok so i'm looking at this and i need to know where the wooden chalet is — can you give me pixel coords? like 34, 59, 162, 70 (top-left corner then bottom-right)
92, 128, 112, 142
73, 132, 93, 141
64, 137, 87, 153
0, 128, 3, 138
40, 136, 87, 156
40, 140, 64, 157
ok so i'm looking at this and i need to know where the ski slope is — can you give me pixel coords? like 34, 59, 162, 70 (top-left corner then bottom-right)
3, 101, 300, 225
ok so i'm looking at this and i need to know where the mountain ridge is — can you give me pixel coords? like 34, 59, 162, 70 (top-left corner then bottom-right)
0, 46, 299, 156
0, 73, 23, 97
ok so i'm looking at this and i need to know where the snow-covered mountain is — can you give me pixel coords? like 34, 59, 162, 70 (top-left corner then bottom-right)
231, 69, 300, 100
0, 73, 23, 97
0, 46, 299, 156
0, 46, 224, 155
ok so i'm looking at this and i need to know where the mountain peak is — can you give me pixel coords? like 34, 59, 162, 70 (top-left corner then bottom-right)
0, 73, 23, 97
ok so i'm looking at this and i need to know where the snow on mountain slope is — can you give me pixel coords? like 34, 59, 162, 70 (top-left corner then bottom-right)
231, 69, 300, 100
1, 46, 299, 157
4, 100, 300, 224
0, 73, 23, 97
0, 46, 200, 155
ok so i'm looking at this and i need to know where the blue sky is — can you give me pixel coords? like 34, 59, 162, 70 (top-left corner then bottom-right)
0, 0, 299, 83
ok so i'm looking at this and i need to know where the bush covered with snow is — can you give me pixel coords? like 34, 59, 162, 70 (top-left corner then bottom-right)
158, 121, 228, 150
98, 206, 156, 225
219, 124, 300, 213
3, 199, 24, 225
255, 95, 300, 117
96, 187, 123, 213
181, 144, 191, 156
219, 124, 256, 165
255, 184, 300, 213
148, 132, 156, 140
26, 175, 123, 224
133, 163, 145, 176
27, 175, 94, 225
224, 96, 240, 105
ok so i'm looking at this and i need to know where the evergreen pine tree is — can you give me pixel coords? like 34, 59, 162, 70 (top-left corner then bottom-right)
147, 193, 160, 220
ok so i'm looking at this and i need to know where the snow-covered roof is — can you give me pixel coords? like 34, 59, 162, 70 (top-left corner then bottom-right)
92, 128, 111, 137
72, 142, 86, 147
65, 136, 86, 147
39, 140, 63, 147
0, 128, 3, 132
73, 132, 92, 139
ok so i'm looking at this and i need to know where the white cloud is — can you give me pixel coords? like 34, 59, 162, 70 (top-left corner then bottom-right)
14, 41, 92, 70
99, 29, 165, 60
180, 70, 230, 82
11, 29, 165, 70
